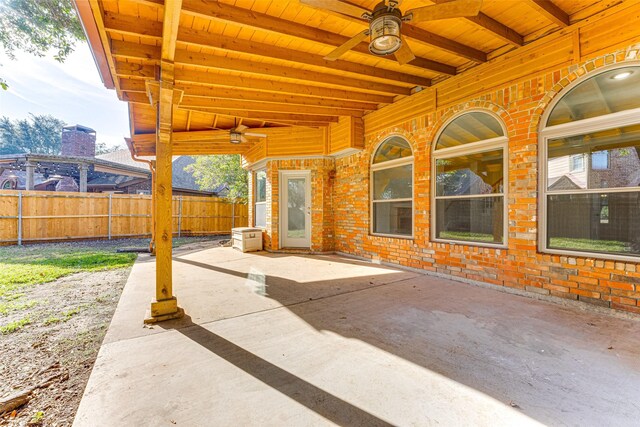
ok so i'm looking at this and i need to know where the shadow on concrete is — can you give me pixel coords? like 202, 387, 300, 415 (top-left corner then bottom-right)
161, 315, 393, 427
169, 252, 640, 426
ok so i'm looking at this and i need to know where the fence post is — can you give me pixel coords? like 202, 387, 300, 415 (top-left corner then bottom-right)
231, 201, 235, 230
108, 194, 113, 240
17, 191, 23, 246
178, 196, 183, 238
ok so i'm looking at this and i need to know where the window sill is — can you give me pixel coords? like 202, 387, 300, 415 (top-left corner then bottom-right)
432, 238, 507, 249
542, 247, 640, 263
370, 233, 414, 240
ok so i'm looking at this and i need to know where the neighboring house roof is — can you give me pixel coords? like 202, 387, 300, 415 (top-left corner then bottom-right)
97, 150, 203, 192
548, 174, 584, 190
95, 149, 150, 171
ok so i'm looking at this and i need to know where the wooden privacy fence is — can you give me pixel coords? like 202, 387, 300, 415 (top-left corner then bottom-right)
0, 190, 248, 245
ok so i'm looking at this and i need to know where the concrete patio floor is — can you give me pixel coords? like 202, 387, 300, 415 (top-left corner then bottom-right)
74, 245, 640, 427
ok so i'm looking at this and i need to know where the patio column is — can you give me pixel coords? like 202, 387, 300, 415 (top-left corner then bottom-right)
144, 63, 183, 323
25, 161, 35, 191
79, 163, 88, 193
150, 160, 157, 255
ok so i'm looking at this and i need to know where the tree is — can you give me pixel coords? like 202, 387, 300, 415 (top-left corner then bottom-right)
95, 141, 122, 155
0, 0, 85, 89
0, 114, 66, 155
185, 155, 248, 201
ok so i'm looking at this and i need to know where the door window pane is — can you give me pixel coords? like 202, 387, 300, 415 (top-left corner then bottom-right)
287, 178, 306, 238
373, 201, 412, 236
547, 192, 640, 256
435, 197, 504, 244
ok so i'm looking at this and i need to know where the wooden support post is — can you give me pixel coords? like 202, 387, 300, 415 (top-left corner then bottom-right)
25, 162, 35, 191
144, 63, 184, 323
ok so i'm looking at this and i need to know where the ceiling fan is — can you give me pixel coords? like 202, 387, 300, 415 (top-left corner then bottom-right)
301, 0, 483, 65
212, 123, 267, 144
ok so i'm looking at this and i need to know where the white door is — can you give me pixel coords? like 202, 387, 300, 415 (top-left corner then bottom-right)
280, 171, 311, 248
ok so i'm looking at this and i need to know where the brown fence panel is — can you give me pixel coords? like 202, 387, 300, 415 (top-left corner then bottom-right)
0, 190, 248, 245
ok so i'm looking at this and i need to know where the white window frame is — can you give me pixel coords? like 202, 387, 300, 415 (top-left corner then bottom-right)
254, 169, 267, 229
431, 110, 509, 248
538, 63, 640, 262
370, 136, 414, 239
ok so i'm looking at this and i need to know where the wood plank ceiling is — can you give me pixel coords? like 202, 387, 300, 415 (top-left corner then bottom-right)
86, 0, 617, 149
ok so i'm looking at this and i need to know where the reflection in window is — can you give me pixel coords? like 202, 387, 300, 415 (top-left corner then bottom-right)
433, 112, 507, 245
371, 137, 413, 237
543, 67, 640, 258
254, 170, 266, 228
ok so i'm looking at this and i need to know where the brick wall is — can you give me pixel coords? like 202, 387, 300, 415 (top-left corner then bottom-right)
258, 158, 335, 252
333, 49, 640, 315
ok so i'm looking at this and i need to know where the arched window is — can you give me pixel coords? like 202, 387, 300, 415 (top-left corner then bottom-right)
432, 111, 507, 246
371, 136, 413, 237
540, 65, 640, 260
1, 179, 17, 190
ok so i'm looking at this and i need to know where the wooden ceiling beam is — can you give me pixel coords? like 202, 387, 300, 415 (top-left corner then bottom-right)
104, 16, 431, 87
177, 107, 340, 123
401, 25, 487, 63
172, 84, 378, 111
115, 61, 394, 104
174, 95, 363, 117
433, 0, 523, 47
178, 0, 457, 75
527, 0, 570, 27
110, 40, 412, 96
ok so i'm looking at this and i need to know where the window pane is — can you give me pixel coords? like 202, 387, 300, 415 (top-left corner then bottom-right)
373, 201, 412, 236
547, 66, 640, 126
436, 197, 504, 244
436, 149, 503, 196
547, 192, 640, 256
255, 170, 266, 203
255, 202, 266, 228
373, 137, 412, 163
287, 178, 306, 238
547, 124, 640, 190
436, 112, 504, 149
373, 164, 412, 200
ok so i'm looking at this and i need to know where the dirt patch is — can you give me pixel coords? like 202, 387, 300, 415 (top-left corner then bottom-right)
0, 268, 130, 426
0, 236, 227, 426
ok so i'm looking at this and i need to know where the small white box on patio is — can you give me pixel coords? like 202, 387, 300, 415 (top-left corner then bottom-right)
232, 227, 263, 252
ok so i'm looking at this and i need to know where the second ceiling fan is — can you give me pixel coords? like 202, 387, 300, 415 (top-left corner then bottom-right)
302, 0, 483, 65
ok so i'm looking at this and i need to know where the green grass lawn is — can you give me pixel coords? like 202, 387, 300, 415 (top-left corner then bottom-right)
0, 247, 137, 299
549, 237, 631, 253
439, 231, 497, 243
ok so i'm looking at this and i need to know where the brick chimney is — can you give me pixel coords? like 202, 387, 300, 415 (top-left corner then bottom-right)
61, 125, 96, 158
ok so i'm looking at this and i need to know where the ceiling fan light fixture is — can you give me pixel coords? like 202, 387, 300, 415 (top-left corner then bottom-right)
368, 10, 402, 56
230, 129, 243, 144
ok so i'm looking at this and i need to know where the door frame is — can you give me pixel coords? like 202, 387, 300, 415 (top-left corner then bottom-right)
279, 170, 312, 249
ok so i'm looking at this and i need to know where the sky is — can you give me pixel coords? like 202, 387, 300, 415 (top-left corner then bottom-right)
0, 42, 131, 150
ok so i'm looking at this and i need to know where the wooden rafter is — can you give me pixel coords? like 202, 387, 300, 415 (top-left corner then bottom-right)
527, 0, 570, 27
110, 41, 414, 96
434, 0, 524, 47
177, 0, 457, 76
104, 18, 433, 87
115, 63, 394, 104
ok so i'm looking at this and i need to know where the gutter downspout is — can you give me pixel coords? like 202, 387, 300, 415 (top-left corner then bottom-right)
125, 138, 156, 254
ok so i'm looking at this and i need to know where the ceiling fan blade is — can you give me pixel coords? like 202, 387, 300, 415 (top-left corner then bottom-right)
236, 124, 248, 132
241, 135, 248, 143
300, 0, 369, 19
324, 29, 369, 61
244, 132, 268, 138
394, 37, 415, 65
406, 0, 482, 23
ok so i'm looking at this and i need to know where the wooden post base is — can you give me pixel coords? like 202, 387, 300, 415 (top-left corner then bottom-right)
144, 297, 184, 324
